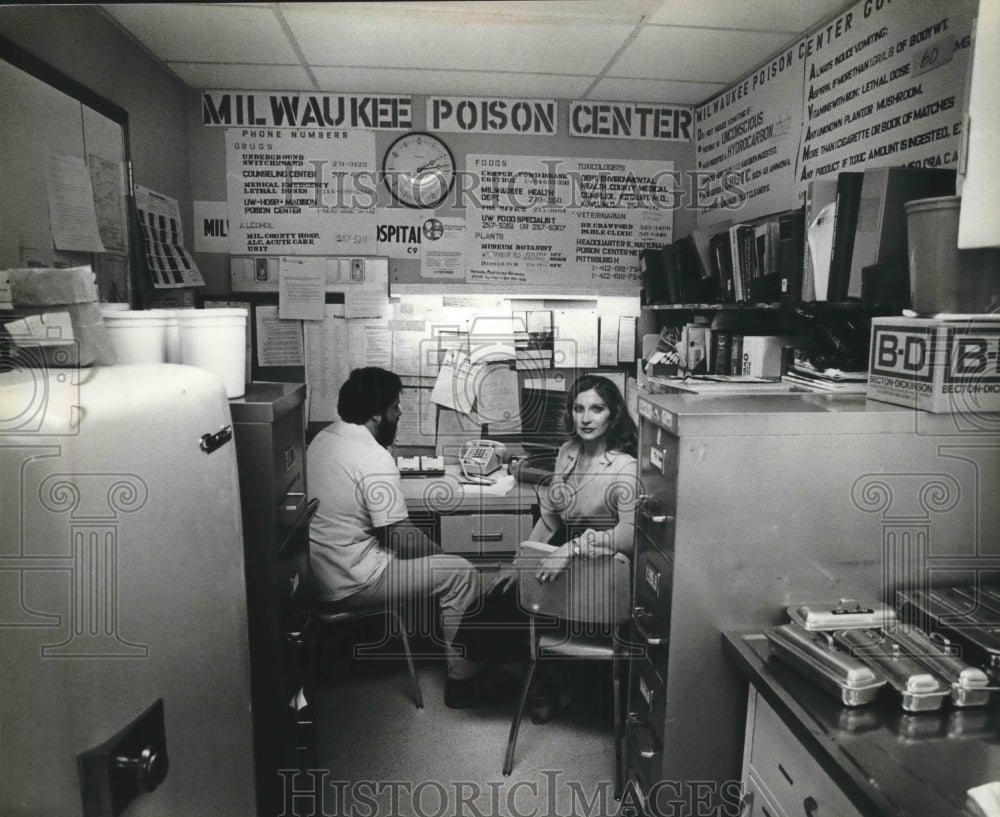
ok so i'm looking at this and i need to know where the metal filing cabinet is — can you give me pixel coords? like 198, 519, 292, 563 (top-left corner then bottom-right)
624, 391, 1000, 815
229, 382, 313, 817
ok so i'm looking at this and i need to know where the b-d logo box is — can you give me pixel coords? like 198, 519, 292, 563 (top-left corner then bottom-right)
868, 317, 1000, 413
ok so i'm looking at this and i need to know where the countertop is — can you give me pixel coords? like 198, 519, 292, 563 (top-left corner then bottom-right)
723, 630, 1000, 817
637, 391, 999, 437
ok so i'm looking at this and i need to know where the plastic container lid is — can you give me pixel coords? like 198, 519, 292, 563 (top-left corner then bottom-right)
904, 194, 960, 213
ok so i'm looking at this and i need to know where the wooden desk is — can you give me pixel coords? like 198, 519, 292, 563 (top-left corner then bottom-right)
399, 465, 542, 557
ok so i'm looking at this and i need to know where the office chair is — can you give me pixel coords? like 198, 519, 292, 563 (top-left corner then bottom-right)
502, 541, 632, 798
296, 500, 423, 709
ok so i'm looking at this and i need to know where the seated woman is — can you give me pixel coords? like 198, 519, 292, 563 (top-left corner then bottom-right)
525, 373, 639, 722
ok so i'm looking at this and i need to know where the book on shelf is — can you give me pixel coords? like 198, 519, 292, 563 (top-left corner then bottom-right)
728, 333, 743, 376
802, 179, 838, 302
827, 171, 864, 300
662, 243, 683, 304
728, 224, 757, 302
709, 230, 736, 303
674, 236, 714, 303
776, 207, 805, 304
639, 247, 669, 305
847, 166, 956, 298
712, 330, 730, 375
689, 220, 731, 279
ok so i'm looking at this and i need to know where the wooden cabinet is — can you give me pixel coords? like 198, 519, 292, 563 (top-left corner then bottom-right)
742, 690, 863, 817
624, 391, 1000, 813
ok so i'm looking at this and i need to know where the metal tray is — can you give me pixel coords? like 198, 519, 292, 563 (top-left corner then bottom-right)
833, 628, 950, 712
766, 623, 886, 706
881, 625, 994, 708
896, 588, 1000, 674
787, 598, 897, 631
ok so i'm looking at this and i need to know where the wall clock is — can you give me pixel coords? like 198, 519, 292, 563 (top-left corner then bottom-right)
382, 132, 456, 209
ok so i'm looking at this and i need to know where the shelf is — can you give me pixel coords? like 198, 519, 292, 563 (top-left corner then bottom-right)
641, 300, 870, 312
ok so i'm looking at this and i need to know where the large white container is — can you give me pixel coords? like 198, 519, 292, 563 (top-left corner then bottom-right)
906, 196, 1000, 314
177, 308, 248, 398
0, 365, 256, 817
149, 308, 182, 363
101, 309, 168, 364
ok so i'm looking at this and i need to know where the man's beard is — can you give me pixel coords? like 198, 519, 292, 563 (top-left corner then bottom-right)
375, 415, 398, 448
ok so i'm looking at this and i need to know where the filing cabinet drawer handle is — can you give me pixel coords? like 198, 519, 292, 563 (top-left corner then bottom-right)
649, 514, 674, 524
633, 613, 667, 645
471, 532, 504, 542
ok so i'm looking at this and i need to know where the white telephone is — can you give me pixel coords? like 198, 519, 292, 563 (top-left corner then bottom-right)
459, 439, 506, 482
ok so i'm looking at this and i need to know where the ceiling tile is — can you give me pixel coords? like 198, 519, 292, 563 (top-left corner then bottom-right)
611, 25, 795, 82
310, 66, 592, 99
167, 62, 314, 91
588, 77, 724, 106
102, 4, 297, 63
294, 1, 659, 22
282, 5, 637, 74
646, 0, 850, 32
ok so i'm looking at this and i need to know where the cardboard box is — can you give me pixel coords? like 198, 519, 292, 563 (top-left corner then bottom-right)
868, 317, 1000, 413
736, 334, 807, 377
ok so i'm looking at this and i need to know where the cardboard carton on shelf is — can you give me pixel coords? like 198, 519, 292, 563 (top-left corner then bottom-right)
867, 316, 1000, 413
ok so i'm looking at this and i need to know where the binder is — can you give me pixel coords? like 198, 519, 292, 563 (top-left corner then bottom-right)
776, 207, 805, 303
802, 179, 838, 302
827, 171, 863, 301
709, 231, 736, 303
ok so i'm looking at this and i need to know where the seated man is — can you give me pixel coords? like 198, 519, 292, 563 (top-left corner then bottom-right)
307, 366, 502, 708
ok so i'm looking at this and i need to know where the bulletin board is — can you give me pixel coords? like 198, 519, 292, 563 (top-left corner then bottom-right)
0, 36, 136, 303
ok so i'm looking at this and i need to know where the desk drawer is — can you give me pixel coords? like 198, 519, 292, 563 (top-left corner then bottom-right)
440, 512, 532, 555
743, 770, 787, 817
746, 692, 862, 817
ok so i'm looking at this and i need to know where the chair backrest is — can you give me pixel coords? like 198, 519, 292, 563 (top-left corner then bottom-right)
515, 540, 632, 626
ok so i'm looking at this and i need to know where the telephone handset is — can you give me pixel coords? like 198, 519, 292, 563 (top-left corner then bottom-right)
459, 439, 506, 482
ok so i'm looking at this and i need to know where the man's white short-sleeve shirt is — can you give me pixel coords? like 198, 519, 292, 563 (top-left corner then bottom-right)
306, 420, 408, 602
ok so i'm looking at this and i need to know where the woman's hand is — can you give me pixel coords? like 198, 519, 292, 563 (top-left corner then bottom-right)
535, 545, 572, 583
575, 529, 616, 559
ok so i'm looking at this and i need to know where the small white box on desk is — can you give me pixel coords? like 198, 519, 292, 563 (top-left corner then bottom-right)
739, 335, 787, 378
868, 316, 1000, 413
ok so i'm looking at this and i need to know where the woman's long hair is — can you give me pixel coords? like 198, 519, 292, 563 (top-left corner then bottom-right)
562, 374, 637, 458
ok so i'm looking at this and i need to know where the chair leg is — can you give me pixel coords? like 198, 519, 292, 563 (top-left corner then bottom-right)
391, 611, 423, 709
503, 659, 537, 776
612, 653, 623, 800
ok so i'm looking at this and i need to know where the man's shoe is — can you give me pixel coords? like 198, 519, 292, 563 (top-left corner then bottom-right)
530, 684, 573, 724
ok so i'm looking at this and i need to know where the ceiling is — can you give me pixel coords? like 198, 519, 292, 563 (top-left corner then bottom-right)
99, 1, 851, 106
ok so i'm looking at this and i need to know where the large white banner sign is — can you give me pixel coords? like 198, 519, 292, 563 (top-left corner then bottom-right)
465, 155, 675, 293
796, 0, 975, 197
694, 0, 977, 226
695, 42, 805, 225
226, 128, 377, 255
